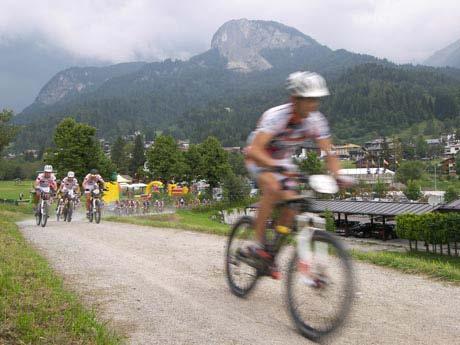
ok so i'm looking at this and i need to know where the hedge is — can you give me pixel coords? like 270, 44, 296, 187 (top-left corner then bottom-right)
396, 213, 460, 256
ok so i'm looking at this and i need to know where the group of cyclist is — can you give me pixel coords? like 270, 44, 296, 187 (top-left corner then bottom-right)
33, 166, 105, 218
114, 198, 164, 215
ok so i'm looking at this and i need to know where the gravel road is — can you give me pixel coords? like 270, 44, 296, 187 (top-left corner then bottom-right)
19, 216, 459, 345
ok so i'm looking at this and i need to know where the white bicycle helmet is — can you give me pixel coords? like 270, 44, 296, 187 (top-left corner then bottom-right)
44, 165, 53, 173
67, 171, 75, 178
286, 71, 330, 98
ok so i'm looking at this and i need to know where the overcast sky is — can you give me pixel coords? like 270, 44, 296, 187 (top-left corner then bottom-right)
1, 0, 459, 64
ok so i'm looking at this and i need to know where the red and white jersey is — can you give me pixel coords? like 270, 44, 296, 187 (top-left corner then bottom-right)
247, 103, 330, 159
83, 174, 105, 188
61, 177, 79, 191
35, 173, 57, 189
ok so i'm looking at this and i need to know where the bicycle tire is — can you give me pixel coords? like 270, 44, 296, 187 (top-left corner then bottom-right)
41, 203, 48, 228
225, 216, 260, 298
286, 230, 354, 342
95, 200, 101, 224
35, 207, 41, 226
67, 203, 73, 222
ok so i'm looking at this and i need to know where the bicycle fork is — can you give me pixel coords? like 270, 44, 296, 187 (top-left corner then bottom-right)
296, 213, 329, 287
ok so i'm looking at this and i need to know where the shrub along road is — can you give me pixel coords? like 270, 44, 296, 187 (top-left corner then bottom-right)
19, 216, 459, 345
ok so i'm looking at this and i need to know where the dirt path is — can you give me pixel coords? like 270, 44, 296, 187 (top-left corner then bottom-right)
19, 216, 459, 345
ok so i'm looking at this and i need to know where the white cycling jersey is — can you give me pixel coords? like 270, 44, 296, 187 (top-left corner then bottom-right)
83, 174, 105, 191
247, 103, 330, 160
61, 177, 79, 191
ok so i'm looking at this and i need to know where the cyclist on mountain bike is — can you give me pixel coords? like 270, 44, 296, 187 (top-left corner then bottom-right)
59, 171, 80, 196
244, 71, 347, 278
82, 169, 105, 217
34, 165, 57, 210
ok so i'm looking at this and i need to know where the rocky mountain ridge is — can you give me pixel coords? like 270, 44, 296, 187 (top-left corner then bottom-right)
211, 18, 319, 72
425, 38, 460, 69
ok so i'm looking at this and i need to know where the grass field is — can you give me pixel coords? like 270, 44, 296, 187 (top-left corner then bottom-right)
0, 180, 34, 200
108, 210, 460, 284
107, 209, 230, 236
351, 250, 460, 284
0, 205, 123, 344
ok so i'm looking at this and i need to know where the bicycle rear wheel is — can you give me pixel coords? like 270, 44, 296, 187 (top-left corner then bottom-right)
225, 216, 260, 297
286, 230, 354, 342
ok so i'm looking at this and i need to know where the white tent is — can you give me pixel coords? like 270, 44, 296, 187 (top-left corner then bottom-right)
117, 174, 132, 183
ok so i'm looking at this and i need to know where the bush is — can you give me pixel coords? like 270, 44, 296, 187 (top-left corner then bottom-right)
324, 209, 336, 233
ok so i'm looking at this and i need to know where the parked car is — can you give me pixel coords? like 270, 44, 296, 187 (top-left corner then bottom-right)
372, 223, 396, 241
349, 222, 374, 238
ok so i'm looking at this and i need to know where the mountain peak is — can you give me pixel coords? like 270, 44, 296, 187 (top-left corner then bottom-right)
211, 19, 317, 72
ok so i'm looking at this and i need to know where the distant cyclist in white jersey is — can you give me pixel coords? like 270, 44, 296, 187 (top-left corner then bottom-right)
82, 169, 105, 217
59, 171, 80, 195
244, 71, 350, 278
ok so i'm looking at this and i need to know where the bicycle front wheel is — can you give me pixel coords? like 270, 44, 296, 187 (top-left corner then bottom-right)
95, 200, 101, 224
35, 207, 41, 226
66, 203, 73, 222
41, 203, 48, 228
286, 230, 354, 342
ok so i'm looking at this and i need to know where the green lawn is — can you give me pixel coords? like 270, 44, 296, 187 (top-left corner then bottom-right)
0, 180, 34, 200
0, 205, 123, 344
107, 209, 230, 236
108, 210, 460, 284
351, 250, 460, 284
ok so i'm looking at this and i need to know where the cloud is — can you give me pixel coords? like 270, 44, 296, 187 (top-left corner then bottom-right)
0, 0, 459, 63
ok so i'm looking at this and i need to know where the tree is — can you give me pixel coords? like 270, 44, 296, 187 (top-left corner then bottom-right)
228, 152, 247, 177
404, 180, 422, 201
146, 135, 186, 182
456, 152, 460, 175
415, 135, 428, 158
129, 134, 145, 176
49, 118, 115, 181
198, 136, 231, 188
184, 144, 204, 182
111, 136, 129, 174
0, 109, 18, 154
222, 172, 250, 203
396, 160, 424, 184
373, 178, 387, 199
444, 186, 458, 203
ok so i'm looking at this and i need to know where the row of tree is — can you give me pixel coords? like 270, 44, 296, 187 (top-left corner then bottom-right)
396, 213, 460, 256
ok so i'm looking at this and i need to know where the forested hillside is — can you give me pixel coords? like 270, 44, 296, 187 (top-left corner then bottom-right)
12, 20, 460, 150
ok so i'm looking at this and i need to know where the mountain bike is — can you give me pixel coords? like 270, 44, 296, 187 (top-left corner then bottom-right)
88, 187, 104, 223
225, 174, 354, 342
35, 186, 52, 228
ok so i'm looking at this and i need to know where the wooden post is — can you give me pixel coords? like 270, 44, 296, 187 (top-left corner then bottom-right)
345, 214, 349, 237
